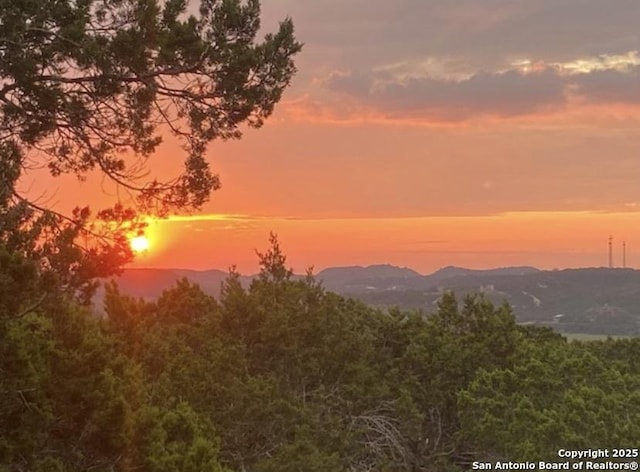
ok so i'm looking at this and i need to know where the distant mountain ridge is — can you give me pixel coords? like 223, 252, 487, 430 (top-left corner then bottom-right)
95, 264, 640, 336
317, 264, 421, 281
430, 265, 539, 280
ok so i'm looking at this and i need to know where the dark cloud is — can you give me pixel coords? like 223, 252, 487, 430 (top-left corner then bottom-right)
322, 62, 640, 121
573, 66, 640, 104
256, 0, 640, 121
326, 68, 567, 120
259, 0, 640, 120
260, 0, 640, 75
325, 70, 376, 98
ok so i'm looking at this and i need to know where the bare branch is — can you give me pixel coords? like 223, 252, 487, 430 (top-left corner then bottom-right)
15, 293, 47, 318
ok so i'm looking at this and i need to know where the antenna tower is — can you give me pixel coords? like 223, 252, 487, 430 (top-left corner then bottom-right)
608, 235, 613, 268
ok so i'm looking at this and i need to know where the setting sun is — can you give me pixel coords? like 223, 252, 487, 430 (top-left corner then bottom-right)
130, 235, 150, 253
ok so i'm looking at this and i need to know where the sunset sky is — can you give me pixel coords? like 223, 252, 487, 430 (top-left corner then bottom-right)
22, 0, 640, 274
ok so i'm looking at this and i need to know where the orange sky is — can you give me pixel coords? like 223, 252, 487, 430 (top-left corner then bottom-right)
122, 211, 637, 274
20, 1, 640, 274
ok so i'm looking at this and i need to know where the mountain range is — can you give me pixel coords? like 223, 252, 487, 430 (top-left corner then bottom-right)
95, 264, 640, 336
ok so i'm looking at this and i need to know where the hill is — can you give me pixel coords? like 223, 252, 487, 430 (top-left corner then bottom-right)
96, 265, 640, 336
430, 265, 540, 281
316, 264, 422, 291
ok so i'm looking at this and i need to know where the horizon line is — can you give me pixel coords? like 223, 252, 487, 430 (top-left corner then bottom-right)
121, 263, 637, 278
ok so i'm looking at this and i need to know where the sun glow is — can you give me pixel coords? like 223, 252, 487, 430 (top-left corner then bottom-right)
130, 235, 150, 253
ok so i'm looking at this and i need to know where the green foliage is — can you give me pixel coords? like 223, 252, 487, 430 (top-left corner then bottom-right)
253, 425, 344, 472
0, 248, 139, 471
0, 312, 53, 466
155, 277, 217, 324
458, 334, 640, 462
136, 402, 228, 472
0, 245, 44, 316
3, 236, 640, 470
362, 292, 523, 469
1, 187, 143, 303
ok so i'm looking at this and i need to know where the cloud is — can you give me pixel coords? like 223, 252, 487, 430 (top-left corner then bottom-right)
148, 214, 262, 232
163, 214, 255, 222
551, 51, 640, 75
324, 67, 566, 121
261, 0, 640, 77
573, 66, 640, 104
292, 52, 639, 123
258, 0, 640, 124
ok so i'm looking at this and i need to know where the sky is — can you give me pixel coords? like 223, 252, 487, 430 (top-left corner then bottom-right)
21, 0, 640, 274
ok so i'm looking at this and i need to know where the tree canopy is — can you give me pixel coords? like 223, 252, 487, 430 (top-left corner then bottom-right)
1, 0, 301, 211
1, 237, 639, 470
0, 0, 301, 290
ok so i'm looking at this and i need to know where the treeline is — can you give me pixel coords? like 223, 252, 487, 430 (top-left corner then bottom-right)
2, 239, 639, 471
